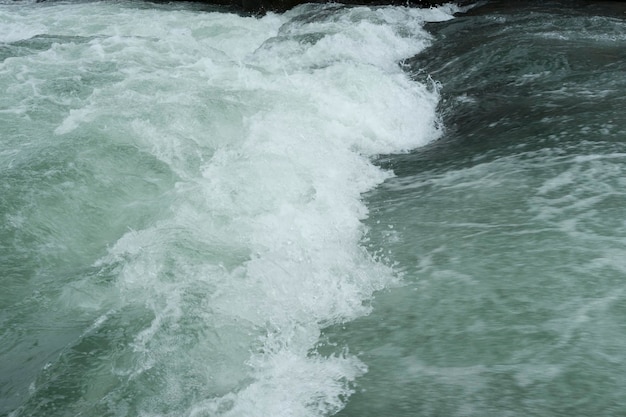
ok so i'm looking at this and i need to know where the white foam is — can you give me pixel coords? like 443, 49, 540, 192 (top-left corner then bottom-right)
2, 2, 453, 415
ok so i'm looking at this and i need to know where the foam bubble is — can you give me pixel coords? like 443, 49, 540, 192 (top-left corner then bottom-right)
1, 2, 454, 415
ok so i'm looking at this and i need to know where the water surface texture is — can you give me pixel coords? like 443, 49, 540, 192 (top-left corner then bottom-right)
1, 1, 625, 416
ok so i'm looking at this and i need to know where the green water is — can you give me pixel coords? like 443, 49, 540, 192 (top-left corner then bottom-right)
330, 2, 626, 416
1, 1, 626, 416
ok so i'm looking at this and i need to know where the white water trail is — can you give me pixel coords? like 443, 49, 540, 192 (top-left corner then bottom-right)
0, 2, 458, 415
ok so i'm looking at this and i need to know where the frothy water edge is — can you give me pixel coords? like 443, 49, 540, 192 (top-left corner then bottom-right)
0, 3, 459, 415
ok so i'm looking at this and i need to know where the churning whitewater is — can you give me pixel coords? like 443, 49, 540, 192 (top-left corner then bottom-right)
0, 2, 458, 416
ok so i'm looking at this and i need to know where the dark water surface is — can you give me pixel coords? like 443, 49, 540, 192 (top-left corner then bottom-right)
329, 2, 626, 416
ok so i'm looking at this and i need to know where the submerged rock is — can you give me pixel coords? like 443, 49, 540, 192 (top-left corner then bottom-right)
247, 0, 467, 12
151, 0, 626, 17
179, 0, 474, 13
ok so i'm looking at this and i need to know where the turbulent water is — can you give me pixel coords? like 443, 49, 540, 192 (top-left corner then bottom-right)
1, 1, 625, 416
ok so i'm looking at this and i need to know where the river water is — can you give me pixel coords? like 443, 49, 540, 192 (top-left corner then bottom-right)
1, 1, 625, 416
